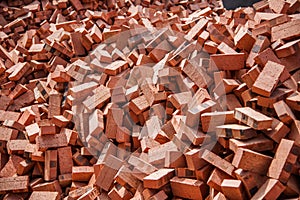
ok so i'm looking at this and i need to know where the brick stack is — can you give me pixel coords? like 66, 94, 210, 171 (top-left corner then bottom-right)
0, 0, 300, 199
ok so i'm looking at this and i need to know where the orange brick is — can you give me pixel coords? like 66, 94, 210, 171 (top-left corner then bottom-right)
246, 35, 270, 67
129, 95, 150, 115
52, 115, 69, 128
17, 159, 34, 175
48, 89, 62, 118
252, 61, 289, 97
36, 133, 68, 151
221, 179, 246, 199
39, 123, 56, 135
271, 19, 300, 42
268, 139, 299, 183
0, 110, 20, 122
141, 137, 159, 153
251, 179, 285, 200
115, 165, 140, 189
108, 185, 133, 200
58, 173, 72, 187
234, 107, 273, 130
18, 109, 36, 126
170, 177, 208, 200
204, 40, 218, 54
70, 32, 86, 56
127, 155, 157, 176
9, 84, 28, 100
213, 79, 240, 97
254, 48, 281, 66
143, 168, 175, 189
83, 85, 111, 112
184, 18, 209, 41
57, 146, 73, 175
201, 150, 235, 177
147, 141, 177, 168
68, 185, 93, 199
186, 100, 217, 128
184, 148, 207, 170
165, 151, 186, 168
95, 155, 123, 191
168, 42, 196, 66
269, 0, 290, 13
207, 169, 232, 192
88, 109, 104, 138
29, 191, 60, 200
61, 128, 78, 146
0, 155, 24, 177
0, 176, 29, 193
7, 139, 29, 155
210, 53, 245, 71
175, 168, 196, 179
196, 164, 214, 182
207, 24, 234, 48
0, 126, 18, 142
69, 82, 98, 99
213, 192, 227, 200
78, 187, 100, 200
201, 111, 238, 132
263, 118, 290, 143
90, 24, 102, 43
257, 88, 293, 108
8, 62, 31, 81
274, 100, 295, 124
44, 150, 57, 181
217, 42, 237, 54
234, 27, 255, 51
234, 169, 267, 198
32, 180, 62, 194
149, 40, 172, 62
286, 92, 300, 111
229, 135, 274, 153
241, 65, 261, 88
72, 166, 94, 182
275, 39, 300, 58
216, 124, 257, 140
232, 148, 272, 175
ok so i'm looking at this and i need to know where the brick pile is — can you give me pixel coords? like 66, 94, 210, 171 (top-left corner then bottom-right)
0, 0, 300, 199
